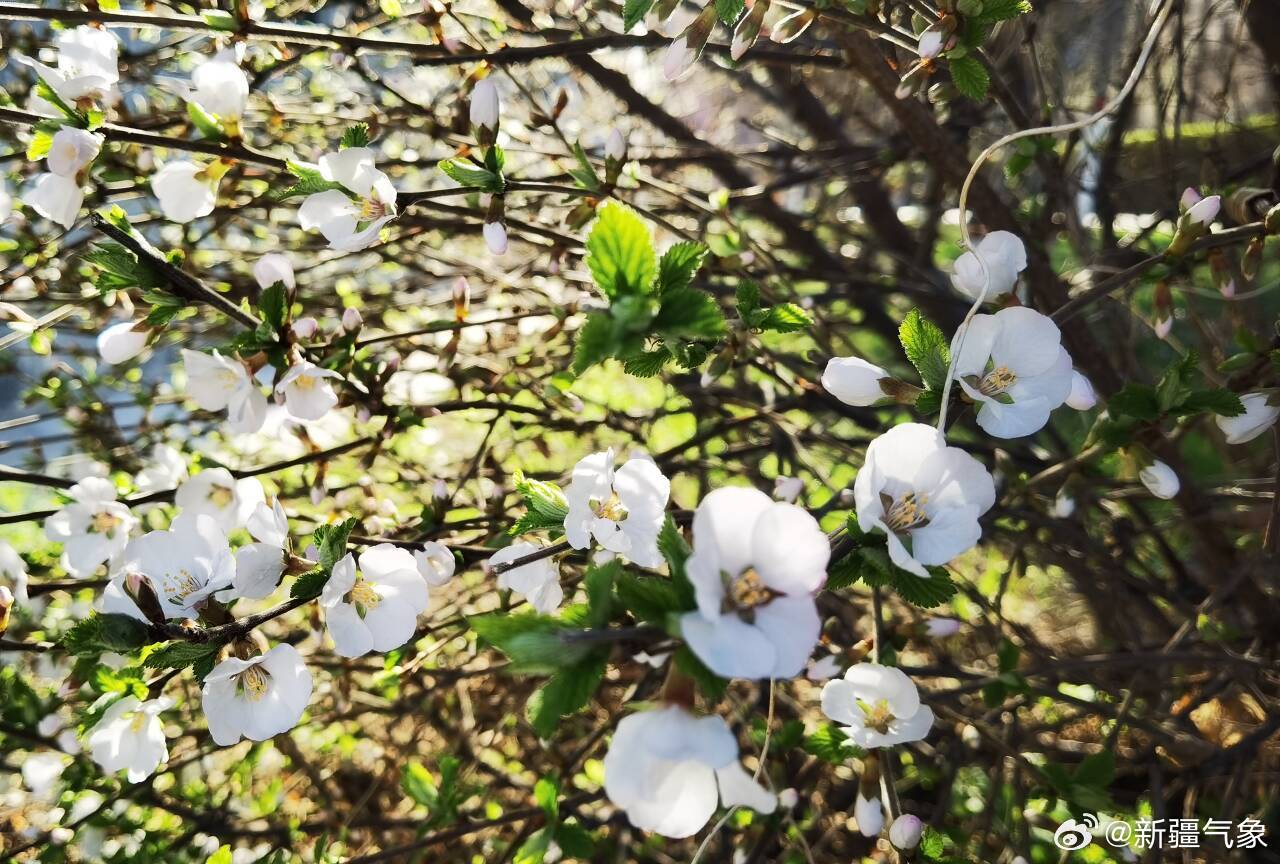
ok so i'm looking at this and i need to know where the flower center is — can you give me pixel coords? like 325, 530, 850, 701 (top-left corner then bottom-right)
163, 568, 201, 603
237, 664, 270, 702
858, 698, 895, 733
361, 197, 391, 220
209, 484, 235, 509
293, 373, 318, 391
721, 568, 776, 617
129, 711, 148, 733
346, 577, 382, 616
884, 492, 930, 532
589, 492, 628, 523
978, 365, 1017, 396
91, 509, 121, 534
217, 369, 240, 390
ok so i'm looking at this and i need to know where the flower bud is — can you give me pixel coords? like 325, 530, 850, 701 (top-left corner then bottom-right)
731, 0, 769, 60
484, 220, 508, 255
855, 793, 884, 838
253, 252, 295, 290
1265, 203, 1280, 235
773, 476, 804, 502
1216, 391, 1280, 444
98, 320, 150, 365
1186, 193, 1221, 225
1152, 280, 1173, 339
1066, 370, 1096, 410
1138, 459, 1179, 499
1242, 236, 1264, 281
1051, 489, 1076, 518
918, 27, 944, 59
664, 5, 718, 80
292, 316, 318, 339
433, 478, 449, 500
924, 617, 960, 638
889, 814, 924, 850
1168, 191, 1220, 256
770, 8, 815, 43
342, 307, 363, 332
821, 356, 890, 406
778, 788, 798, 809
605, 128, 626, 161
453, 276, 471, 320
470, 77, 500, 144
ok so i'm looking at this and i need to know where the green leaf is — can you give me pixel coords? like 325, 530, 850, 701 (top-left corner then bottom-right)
656, 241, 708, 295
1106, 384, 1160, 422
312, 518, 357, 571
899, 308, 951, 390
657, 516, 692, 594
439, 158, 504, 192
274, 160, 349, 201
553, 821, 595, 858
736, 281, 762, 317
25, 121, 62, 162
949, 55, 990, 100
1179, 388, 1245, 418
515, 827, 554, 864
622, 349, 671, 378
977, 0, 1031, 21
259, 282, 288, 330
919, 826, 948, 860
569, 142, 601, 192
715, 0, 745, 23
653, 290, 726, 341
572, 312, 619, 375
510, 471, 570, 536
61, 613, 150, 656
84, 242, 166, 293
534, 776, 559, 819
616, 573, 687, 622
803, 724, 858, 764
202, 9, 238, 29
622, 0, 656, 30
470, 612, 591, 673
756, 302, 813, 333
340, 123, 371, 149
402, 760, 439, 807
585, 202, 657, 300
527, 652, 607, 738
35, 75, 87, 126
207, 846, 234, 864
141, 641, 221, 672
850, 546, 959, 607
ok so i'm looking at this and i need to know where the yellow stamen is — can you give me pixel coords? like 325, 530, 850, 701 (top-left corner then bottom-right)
729, 568, 773, 610
347, 577, 382, 613
92, 510, 122, 534
860, 698, 894, 733
979, 366, 1017, 396
163, 568, 201, 603
589, 492, 628, 523
886, 492, 930, 532
238, 664, 270, 702
209, 484, 235, 509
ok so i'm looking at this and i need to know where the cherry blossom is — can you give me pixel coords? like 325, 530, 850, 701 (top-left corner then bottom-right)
97, 320, 148, 364
821, 663, 935, 748
1139, 460, 1179, 499
297, 147, 398, 251
185, 48, 250, 127
602, 704, 776, 838
254, 253, 295, 290
822, 356, 890, 407
1216, 392, 1279, 445
0, 540, 29, 604
953, 307, 1074, 438
490, 542, 562, 613
180, 349, 268, 434
853, 423, 995, 578
233, 498, 291, 599
679, 486, 829, 679
135, 444, 189, 495
86, 696, 173, 782
951, 231, 1027, 302
152, 161, 222, 223
414, 541, 456, 588
44, 477, 136, 577
24, 127, 103, 230
15, 26, 119, 115
1066, 370, 1097, 410
321, 546, 429, 657
563, 449, 669, 569
275, 361, 342, 421
119, 513, 234, 620
175, 469, 265, 534
202, 643, 313, 746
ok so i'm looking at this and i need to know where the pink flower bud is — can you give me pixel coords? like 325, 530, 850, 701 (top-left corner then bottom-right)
342, 307, 363, 331
484, 220, 508, 255
889, 814, 924, 850
292, 316, 318, 339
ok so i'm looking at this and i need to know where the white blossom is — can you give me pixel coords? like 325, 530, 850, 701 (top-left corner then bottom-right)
563, 449, 670, 569
16, 26, 119, 114
605, 128, 626, 161
951, 231, 1027, 302
470, 78, 500, 129
806, 654, 841, 681
1066, 370, 1097, 410
233, 498, 290, 599
1051, 489, 1076, 518
21, 751, 68, 801
188, 49, 249, 122
136, 444, 189, 495
414, 541, 456, 587
490, 542, 562, 613
663, 37, 697, 81
924, 617, 960, 638
201, 643, 312, 746
175, 469, 265, 534
24, 173, 86, 229
853, 423, 995, 578
275, 361, 341, 421
86, 696, 172, 782
773, 475, 804, 503
0, 540, 29, 604
44, 477, 137, 577
180, 349, 268, 434
1139, 460, 1179, 499
952, 307, 1074, 438
679, 486, 829, 680
119, 513, 234, 619
821, 663, 934, 748
822, 356, 889, 407
297, 147, 398, 251
1216, 392, 1279, 445
152, 161, 219, 223
97, 321, 148, 364
603, 704, 776, 838
320, 546, 429, 657
47, 127, 104, 178
254, 253, 294, 290
856, 792, 884, 837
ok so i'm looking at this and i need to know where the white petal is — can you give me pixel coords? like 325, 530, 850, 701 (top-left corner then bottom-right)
24, 173, 84, 229
679, 611, 777, 680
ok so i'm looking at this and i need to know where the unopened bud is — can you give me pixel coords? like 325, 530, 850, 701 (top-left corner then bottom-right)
453, 276, 471, 320
731, 0, 769, 60
918, 27, 944, 59
770, 8, 815, 43
292, 316, 318, 339
1153, 281, 1173, 339
1265, 203, 1280, 235
432, 478, 449, 501
253, 252, 295, 290
773, 476, 803, 502
484, 196, 508, 255
1242, 236, 1263, 281
889, 814, 924, 850
664, 5, 718, 80
923, 617, 960, 638
470, 77, 500, 141
342, 307, 363, 332
605, 128, 626, 161
124, 572, 167, 625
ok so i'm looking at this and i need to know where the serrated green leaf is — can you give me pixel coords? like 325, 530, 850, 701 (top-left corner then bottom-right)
715, 0, 745, 23
616, 572, 686, 622
656, 241, 708, 295
141, 640, 221, 672
275, 160, 349, 201
622, 349, 671, 377
527, 652, 607, 738
978, 0, 1031, 21
340, 123, 371, 149
803, 723, 858, 764
653, 289, 726, 341
757, 302, 813, 333
736, 281, 761, 316
949, 55, 990, 100
585, 202, 657, 300
439, 158, 504, 192
900, 308, 951, 390
1178, 388, 1245, 418
572, 312, 619, 374
570, 142, 601, 192
622, 0, 656, 30
259, 282, 287, 330
1106, 384, 1160, 422
402, 760, 439, 807
470, 612, 591, 673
